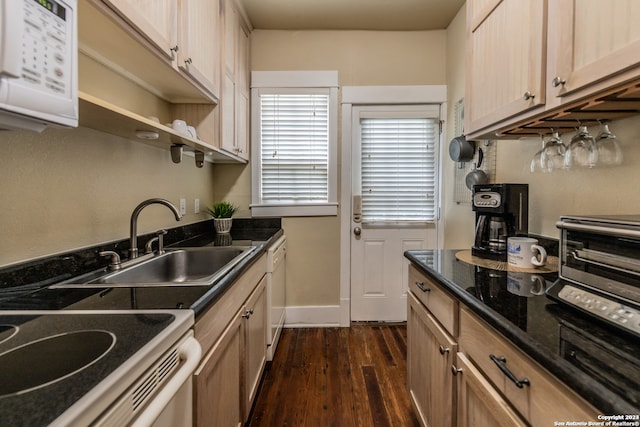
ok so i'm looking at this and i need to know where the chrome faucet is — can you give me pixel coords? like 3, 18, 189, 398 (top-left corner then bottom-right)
129, 198, 182, 258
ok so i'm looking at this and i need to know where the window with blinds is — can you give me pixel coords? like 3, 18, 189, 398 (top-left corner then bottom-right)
250, 70, 338, 217
259, 94, 329, 203
360, 116, 438, 224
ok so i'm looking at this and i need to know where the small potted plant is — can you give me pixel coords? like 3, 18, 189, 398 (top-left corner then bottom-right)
206, 201, 238, 234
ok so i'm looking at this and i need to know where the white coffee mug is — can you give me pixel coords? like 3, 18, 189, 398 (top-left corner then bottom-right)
507, 271, 546, 297
172, 119, 189, 136
507, 237, 547, 269
187, 126, 197, 139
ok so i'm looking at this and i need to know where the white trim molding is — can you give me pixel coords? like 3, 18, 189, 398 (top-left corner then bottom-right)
340, 85, 447, 326
284, 305, 343, 328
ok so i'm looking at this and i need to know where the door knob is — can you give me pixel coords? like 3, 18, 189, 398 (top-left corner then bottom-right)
353, 227, 361, 236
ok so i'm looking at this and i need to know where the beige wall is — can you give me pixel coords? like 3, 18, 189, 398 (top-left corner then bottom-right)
0, 57, 216, 267
495, 115, 640, 238
232, 29, 447, 307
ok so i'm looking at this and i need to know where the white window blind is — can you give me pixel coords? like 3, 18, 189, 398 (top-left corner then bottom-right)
259, 94, 330, 203
360, 117, 438, 223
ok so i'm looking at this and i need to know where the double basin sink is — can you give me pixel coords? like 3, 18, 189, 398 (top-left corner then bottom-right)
52, 245, 257, 288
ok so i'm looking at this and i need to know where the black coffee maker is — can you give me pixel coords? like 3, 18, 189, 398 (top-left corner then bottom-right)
472, 183, 528, 261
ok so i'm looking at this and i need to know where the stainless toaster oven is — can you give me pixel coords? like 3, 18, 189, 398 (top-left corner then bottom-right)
547, 215, 640, 337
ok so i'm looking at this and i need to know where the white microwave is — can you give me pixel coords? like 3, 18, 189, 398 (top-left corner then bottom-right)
0, 0, 77, 132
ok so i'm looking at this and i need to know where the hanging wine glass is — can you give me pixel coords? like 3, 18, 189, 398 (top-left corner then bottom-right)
530, 134, 545, 173
595, 122, 623, 166
564, 125, 598, 169
540, 131, 566, 173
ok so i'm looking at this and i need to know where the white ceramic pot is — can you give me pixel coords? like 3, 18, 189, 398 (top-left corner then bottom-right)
214, 218, 233, 234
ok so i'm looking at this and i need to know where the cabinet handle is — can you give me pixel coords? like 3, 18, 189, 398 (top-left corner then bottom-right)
185, 57, 193, 65
523, 91, 535, 101
439, 345, 450, 355
489, 354, 531, 388
551, 76, 566, 88
242, 308, 253, 319
451, 365, 462, 376
169, 45, 179, 59
415, 281, 430, 293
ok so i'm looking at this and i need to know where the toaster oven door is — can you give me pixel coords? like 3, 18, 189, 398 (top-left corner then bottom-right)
559, 221, 640, 305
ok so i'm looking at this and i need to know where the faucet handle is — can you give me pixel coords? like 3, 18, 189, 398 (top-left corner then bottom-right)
145, 229, 168, 254
99, 250, 122, 271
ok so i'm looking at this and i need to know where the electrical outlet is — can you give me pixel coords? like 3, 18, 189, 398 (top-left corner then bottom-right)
194, 198, 200, 214
179, 198, 186, 215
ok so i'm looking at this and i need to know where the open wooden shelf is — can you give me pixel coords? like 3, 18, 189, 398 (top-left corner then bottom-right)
78, 91, 246, 164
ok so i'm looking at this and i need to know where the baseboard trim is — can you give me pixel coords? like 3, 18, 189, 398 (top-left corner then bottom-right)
284, 305, 344, 328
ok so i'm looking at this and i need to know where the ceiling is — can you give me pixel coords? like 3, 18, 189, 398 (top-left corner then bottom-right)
239, 0, 465, 31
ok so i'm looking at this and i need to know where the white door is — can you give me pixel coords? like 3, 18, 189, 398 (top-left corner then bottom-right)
350, 105, 441, 322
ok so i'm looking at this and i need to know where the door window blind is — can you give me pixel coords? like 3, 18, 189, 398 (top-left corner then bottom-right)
259, 94, 329, 203
360, 117, 438, 223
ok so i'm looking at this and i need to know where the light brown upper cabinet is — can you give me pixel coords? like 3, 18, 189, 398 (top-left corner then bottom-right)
465, 0, 547, 135
466, 0, 640, 139
220, 0, 250, 161
82, 0, 220, 102
177, 0, 221, 99
550, 0, 640, 99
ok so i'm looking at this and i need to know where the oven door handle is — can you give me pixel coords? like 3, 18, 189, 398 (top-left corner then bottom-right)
131, 336, 202, 427
557, 220, 640, 239
572, 250, 640, 277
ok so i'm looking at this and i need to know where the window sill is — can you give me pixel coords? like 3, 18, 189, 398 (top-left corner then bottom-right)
250, 203, 338, 217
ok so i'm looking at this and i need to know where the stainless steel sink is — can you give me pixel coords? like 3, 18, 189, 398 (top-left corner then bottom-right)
52, 246, 257, 288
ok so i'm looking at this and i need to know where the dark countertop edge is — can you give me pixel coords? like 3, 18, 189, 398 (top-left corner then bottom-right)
189, 229, 284, 317
404, 250, 638, 415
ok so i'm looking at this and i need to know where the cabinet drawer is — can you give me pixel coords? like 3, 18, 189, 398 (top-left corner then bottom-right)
459, 307, 598, 425
408, 264, 458, 336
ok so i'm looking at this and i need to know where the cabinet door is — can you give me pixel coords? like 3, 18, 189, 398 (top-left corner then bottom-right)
194, 311, 243, 427
455, 352, 527, 427
465, 0, 546, 134
244, 276, 267, 417
221, 72, 237, 154
551, 0, 640, 98
178, 0, 221, 99
224, 0, 238, 76
101, 0, 177, 60
407, 292, 457, 427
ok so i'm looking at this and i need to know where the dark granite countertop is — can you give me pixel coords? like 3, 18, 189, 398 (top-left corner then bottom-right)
405, 249, 639, 415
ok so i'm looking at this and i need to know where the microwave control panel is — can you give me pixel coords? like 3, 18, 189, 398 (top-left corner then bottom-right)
558, 284, 640, 337
21, 0, 72, 97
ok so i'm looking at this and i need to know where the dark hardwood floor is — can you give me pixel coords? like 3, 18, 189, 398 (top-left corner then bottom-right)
247, 324, 420, 427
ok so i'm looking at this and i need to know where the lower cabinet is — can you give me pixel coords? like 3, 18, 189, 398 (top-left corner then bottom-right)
407, 291, 457, 427
243, 276, 267, 418
194, 312, 243, 427
193, 254, 268, 426
457, 307, 598, 426
454, 352, 527, 427
407, 263, 600, 427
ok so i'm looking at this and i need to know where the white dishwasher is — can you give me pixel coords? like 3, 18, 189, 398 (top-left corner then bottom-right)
266, 235, 286, 361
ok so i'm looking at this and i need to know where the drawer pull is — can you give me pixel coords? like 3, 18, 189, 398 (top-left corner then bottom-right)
439, 345, 450, 355
451, 365, 462, 376
415, 281, 430, 293
489, 354, 531, 388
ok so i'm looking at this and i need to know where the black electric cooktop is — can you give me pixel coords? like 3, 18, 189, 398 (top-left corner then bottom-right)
405, 250, 640, 414
0, 310, 190, 426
